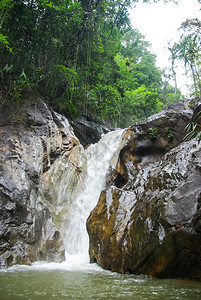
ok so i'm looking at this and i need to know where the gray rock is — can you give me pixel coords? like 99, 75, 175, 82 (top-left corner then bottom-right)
71, 116, 113, 147
0, 99, 86, 268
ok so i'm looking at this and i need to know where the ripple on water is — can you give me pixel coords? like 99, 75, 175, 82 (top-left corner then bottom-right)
0, 264, 201, 300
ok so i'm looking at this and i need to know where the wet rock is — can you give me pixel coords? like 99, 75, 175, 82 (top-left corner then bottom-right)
87, 140, 201, 281
131, 101, 192, 154
87, 102, 201, 281
71, 116, 113, 147
0, 99, 86, 268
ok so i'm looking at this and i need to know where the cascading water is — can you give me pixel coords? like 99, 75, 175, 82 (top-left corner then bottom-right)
64, 129, 125, 265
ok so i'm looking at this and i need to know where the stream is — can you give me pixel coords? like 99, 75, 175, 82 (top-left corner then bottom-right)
0, 129, 201, 299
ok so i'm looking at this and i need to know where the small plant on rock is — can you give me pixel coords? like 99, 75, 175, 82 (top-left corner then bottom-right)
168, 130, 174, 139
184, 110, 201, 143
148, 127, 158, 139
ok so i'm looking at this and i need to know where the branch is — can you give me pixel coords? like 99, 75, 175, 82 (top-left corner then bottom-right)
180, 18, 201, 29
101, 0, 131, 40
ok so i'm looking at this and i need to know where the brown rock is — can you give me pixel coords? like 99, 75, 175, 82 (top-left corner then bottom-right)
87, 102, 201, 281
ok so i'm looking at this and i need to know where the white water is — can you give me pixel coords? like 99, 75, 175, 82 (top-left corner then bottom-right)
64, 129, 125, 265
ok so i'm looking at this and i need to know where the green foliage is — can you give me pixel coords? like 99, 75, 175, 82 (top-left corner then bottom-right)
123, 85, 163, 120
0, 0, 15, 52
89, 84, 121, 124
0, 0, 184, 127
184, 110, 201, 143
184, 121, 201, 143
168, 18, 201, 97
168, 130, 173, 139
165, 127, 174, 139
160, 82, 185, 105
0, 33, 13, 53
148, 127, 158, 139
111, 29, 179, 127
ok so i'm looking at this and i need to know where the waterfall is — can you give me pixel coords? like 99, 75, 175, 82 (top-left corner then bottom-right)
64, 129, 124, 264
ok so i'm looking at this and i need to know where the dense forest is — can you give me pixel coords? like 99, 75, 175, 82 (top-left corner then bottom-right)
0, 0, 200, 127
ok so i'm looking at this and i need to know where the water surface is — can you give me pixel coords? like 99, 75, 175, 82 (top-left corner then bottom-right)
0, 261, 201, 300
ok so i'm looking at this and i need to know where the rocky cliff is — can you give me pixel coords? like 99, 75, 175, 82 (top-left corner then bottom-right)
0, 99, 86, 268
87, 101, 201, 281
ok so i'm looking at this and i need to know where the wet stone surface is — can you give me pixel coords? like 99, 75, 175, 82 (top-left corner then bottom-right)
87, 101, 201, 281
0, 99, 86, 268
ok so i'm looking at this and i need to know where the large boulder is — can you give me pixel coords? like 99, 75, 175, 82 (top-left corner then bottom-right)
87, 101, 201, 281
0, 99, 86, 268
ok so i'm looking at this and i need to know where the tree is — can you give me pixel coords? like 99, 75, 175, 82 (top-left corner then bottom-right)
168, 18, 201, 97
0, 0, 184, 126
167, 42, 178, 96
112, 29, 167, 127
0, 0, 15, 53
123, 85, 163, 124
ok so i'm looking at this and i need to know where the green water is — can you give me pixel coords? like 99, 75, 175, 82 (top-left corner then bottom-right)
0, 263, 201, 300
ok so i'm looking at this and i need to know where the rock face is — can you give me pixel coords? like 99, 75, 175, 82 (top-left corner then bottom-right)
0, 99, 86, 268
87, 101, 201, 281
71, 116, 113, 147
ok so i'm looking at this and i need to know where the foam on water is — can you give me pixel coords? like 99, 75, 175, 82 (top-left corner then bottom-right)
5, 257, 111, 275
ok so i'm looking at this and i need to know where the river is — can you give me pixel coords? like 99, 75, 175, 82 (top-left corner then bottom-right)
0, 129, 201, 299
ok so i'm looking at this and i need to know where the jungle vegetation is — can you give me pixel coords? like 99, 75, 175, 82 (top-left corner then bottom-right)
0, 0, 200, 127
